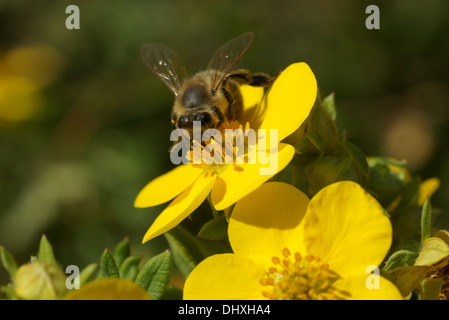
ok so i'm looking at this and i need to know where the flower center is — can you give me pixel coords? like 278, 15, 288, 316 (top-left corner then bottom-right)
260, 248, 351, 300
185, 120, 255, 173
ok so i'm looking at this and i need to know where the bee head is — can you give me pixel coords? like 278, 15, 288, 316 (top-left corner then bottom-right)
178, 112, 213, 131
176, 83, 221, 132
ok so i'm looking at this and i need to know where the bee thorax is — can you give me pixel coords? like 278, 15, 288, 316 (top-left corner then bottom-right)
181, 84, 209, 109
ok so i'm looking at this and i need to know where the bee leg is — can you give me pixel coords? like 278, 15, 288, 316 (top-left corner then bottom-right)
211, 106, 225, 123
221, 86, 235, 120
226, 69, 277, 87
171, 110, 177, 125
250, 72, 278, 86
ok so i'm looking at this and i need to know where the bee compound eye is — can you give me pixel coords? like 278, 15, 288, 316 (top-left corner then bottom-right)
196, 112, 212, 126
178, 116, 192, 128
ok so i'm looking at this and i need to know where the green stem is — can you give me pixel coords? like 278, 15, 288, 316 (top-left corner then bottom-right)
207, 193, 220, 219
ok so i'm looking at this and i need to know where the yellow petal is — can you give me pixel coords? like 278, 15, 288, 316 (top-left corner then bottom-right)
255, 62, 317, 141
415, 237, 449, 266
211, 143, 295, 211
183, 254, 266, 300
135, 164, 204, 208
142, 171, 217, 243
301, 181, 393, 277
417, 177, 440, 206
238, 84, 265, 125
229, 182, 309, 269
63, 278, 152, 300
335, 274, 402, 300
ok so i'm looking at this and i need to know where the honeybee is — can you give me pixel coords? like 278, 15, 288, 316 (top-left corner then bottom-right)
141, 32, 275, 137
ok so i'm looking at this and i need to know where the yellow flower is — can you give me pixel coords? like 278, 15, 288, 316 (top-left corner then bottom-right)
63, 278, 152, 300
0, 45, 62, 122
0, 75, 42, 122
135, 62, 317, 243
183, 181, 402, 300
417, 177, 440, 206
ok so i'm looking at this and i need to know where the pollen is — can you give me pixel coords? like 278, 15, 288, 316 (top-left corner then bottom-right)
185, 120, 255, 172
260, 248, 351, 300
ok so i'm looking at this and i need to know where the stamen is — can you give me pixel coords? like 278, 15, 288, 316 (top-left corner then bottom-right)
184, 120, 254, 172
259, 247, 351, 300
259, 278, 268, 286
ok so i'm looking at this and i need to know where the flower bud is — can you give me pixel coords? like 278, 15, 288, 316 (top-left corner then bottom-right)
14, 262, 67, 300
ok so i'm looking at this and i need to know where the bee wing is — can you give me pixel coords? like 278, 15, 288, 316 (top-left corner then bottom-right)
207, 32, 254, 92
140, 43, 187, 96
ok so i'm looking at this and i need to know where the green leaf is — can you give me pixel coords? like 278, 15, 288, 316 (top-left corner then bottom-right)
119, 256, 142, 281
78, 263, 98, 286
100, 249, 119, 278
164, 226, 205, 278
206, 194, 220, 219
197, 216, 228, 240
295, 131, 324, 154
336, 158, 354, 179
306, 156, 353, 196
390, 178, 421, 217
161, 285, 183, 300
0, 246, 18, 279
367, 157, 407, 178
418, 278, 444, 300
332, 140, 368, 183
38, 235, 56, 266
113, 237, 131, 269
388, 265, 432, 297
415, 237, 449, 266
366, 159, 405, 208
1, 283, 18, 299
196, 237, 232, 258
135, 250, 172, 300
321, 92, 337, 121
165, 225, 231, 278
383, 250, 418, 271
421, 198, 432, 244
306, 102, 340, 151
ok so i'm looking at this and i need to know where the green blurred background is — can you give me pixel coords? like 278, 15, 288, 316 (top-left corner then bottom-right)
1, 0, 448, 291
